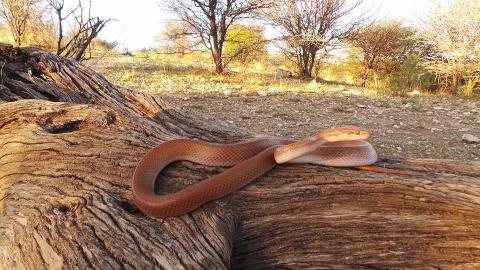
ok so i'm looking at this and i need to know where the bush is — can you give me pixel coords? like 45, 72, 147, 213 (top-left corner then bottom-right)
420, 0, 480, 95
223, 24, 267, 69
348, 21, 417, 87
387, 53, 436, 95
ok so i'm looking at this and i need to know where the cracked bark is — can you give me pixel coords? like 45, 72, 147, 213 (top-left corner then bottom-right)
0, 44, 479, 270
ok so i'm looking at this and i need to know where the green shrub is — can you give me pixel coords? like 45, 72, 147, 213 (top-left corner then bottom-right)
223, 24, 267, 69
386, 53, 436, 95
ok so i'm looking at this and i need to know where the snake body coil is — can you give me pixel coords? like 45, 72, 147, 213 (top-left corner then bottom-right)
132, 128, 377, 218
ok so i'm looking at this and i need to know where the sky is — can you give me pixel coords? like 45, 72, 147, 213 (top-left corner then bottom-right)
92, 0, 447, 51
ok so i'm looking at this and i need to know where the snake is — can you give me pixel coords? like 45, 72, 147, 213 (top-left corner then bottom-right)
131, 127, 389, 218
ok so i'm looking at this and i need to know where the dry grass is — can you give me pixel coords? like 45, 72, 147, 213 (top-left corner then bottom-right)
91, 53, 480, 161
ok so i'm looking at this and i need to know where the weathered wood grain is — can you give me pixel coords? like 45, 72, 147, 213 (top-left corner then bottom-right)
0, 44, 479, 269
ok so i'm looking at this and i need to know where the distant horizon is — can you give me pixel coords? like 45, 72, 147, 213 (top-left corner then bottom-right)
93, 0, 447, 51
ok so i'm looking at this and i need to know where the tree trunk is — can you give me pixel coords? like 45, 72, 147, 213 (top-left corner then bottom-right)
212, 48, 224, 74
1, 44, 480, 269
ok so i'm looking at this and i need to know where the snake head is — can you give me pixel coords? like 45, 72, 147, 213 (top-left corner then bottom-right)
315, 127, 370, 142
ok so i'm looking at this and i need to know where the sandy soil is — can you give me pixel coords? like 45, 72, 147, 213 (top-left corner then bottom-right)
94, 55, 480, 161
169, 90, 479, 161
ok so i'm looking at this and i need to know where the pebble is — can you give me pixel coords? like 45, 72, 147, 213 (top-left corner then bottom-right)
373, 108, 384, 115
257, 90, 267, 97
462, 134, 480, 144
223, 89, 232, 97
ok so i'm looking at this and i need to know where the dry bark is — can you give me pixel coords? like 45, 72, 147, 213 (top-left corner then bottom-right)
0, 44, 479, 270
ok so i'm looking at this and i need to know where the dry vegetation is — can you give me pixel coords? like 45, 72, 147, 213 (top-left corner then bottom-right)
92, 53, 480, 161
1, 0, 478, 160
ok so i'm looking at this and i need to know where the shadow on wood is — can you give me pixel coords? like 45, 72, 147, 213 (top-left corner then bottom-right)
0, 44, 479, 269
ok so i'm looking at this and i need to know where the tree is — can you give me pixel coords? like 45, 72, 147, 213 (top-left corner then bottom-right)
266, 0, 366, 79
156, 21, 200, 55
46, 0, 112, 61
349, 21, 416, 87
163, 0, 272, 73
223, 24, 267, 68
1, 44, 480, 269
421, 0, 480, 94
0, 0, 40, 45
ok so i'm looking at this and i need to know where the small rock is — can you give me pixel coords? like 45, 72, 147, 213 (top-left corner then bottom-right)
393, 125, 400, 129
434, 106, 443, 110
373, 108, 384, 115
432, 118, 440, 124
357, 104, 368, 108
223, 89, 232, 96
257, 90, 267, 97
182, 96, 190, 101
462, 134, 480, 144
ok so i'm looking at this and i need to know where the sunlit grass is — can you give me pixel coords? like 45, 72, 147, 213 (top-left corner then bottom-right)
93, 51, 479, 99
91, 52, 381, 98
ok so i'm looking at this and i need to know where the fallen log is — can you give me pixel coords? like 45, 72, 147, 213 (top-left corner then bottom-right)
0, 44, 479, 269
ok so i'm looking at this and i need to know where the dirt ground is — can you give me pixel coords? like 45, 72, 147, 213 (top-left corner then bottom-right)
94, 55, 479, 161
167, 91, 479, 161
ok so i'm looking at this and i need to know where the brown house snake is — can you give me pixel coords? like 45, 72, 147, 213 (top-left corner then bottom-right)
132, 127, 417, 218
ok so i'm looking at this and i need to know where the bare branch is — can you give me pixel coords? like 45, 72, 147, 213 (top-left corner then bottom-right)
45, 0, 113, 61
161, 0, 273, 73
265, 0, 369, 78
